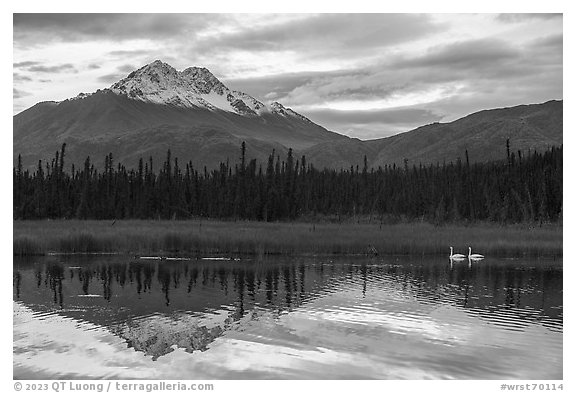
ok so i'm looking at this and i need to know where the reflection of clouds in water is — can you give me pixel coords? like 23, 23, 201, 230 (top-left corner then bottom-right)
13, 301, 435, 379
293, 291, 474, 346
13, 302, 152, 379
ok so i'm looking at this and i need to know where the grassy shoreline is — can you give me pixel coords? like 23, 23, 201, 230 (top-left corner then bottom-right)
13, 219, 562, 258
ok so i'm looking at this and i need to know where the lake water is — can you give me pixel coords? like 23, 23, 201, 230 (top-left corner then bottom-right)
13, 255, 562, 379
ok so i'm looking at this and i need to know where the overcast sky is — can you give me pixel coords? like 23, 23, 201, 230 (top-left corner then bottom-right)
13, 13, 562, 139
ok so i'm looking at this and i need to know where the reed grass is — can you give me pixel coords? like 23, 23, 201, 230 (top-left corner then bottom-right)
13, 219, 562, 258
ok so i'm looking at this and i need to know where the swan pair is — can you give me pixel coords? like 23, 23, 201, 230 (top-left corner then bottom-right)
449, 246, 484, 261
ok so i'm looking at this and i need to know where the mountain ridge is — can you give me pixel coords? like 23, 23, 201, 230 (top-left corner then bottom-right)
13, 59, 562, 171
302, 99, 562, 169
14, 60, 348, 169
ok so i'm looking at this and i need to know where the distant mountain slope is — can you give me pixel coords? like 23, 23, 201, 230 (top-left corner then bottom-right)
303, 100, 563, 169
13, 60, 344, 170
13, 59, 562, 171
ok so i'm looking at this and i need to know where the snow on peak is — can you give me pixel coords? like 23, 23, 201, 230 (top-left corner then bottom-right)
60, 90, 101, 103
104, 60, 314, 122
68, 92, 94, 101
108, 60, 272, 116
181, 67, 225, 95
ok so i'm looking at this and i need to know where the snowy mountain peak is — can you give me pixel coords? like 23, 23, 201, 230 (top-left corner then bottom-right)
129, 60, 179, 82
181, 67, 226, 95
149, 59, 169, 67
108, 60, 281, 116
270, 102, 286, 111
146, 59, 175, 70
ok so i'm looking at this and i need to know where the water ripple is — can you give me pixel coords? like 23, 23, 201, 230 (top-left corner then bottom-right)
13, 255, 562, 379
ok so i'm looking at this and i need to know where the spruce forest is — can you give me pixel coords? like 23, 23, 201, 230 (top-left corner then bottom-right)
13, 141, 562, 224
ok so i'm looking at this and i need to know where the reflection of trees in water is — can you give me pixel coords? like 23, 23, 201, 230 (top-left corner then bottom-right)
187, 266, 198, 292
13, 271, 21, 299
127, 262, 156, 295
427, 261, 562, 331
234, 267, 245, 319
217, 266, 228, 294
97, 264, 112, 301
15, 259, 563, 319
13, 257, 563, 358
265, 267, 274, 305
158, 263, 172, 306
79, 268, 93, 295
35, 266, 42, 290
46, 263, 64, 308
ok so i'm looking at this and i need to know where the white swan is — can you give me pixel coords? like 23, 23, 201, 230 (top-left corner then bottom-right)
468, 247, 485, 260
450, 246, 466, 260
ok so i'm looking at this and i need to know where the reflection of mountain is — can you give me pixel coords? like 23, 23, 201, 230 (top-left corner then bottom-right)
13, 257, 320, 359
111, 312, 236, 360
13, 256, 562, 360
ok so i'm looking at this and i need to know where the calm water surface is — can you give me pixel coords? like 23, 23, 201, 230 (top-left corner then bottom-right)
13, 255, 562, 379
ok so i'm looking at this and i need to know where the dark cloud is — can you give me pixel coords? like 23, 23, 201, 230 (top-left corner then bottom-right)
226, 36, 546, 109
97, 73, 125, 83
521, 34, 563, 69
224, 69, 367, 101
15, 61, 78, 74
530, 33, 563, 49
97, 64, 136, 83
107, 49, 153, 57
13, 88, 31, 99
496, 13, 562, 23
27, 63, 77, 73
369, 36, 563, 89
14, 61, 40, 68
396, 38, 520, 70
225, 73, 315, 99
14, 14, 226, 45
527, 34, 563, 61
87, 63, 101, 70
13, 73, 32, 82
278, 68, 412, 108
193, 14, 446, 57
227, 64, 443, 110
305, 107, 443, 127
117, 64, 136, 73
